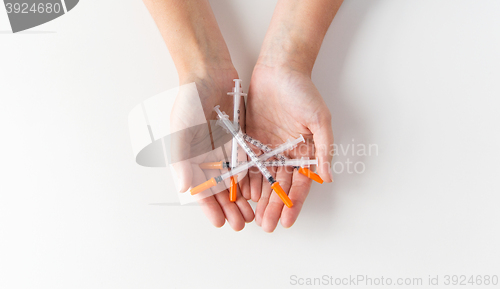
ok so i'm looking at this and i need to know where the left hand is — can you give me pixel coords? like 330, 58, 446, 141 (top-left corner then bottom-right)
243, 63, 334, 232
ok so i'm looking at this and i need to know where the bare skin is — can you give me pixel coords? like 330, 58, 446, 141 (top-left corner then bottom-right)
243, 0, 343, 232
143, 0, 253, 231
143, 0, 343, 231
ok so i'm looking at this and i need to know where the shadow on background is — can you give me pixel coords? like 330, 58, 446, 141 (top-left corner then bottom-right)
0, 30, 56, 34
206, 0, 381, 233
304, 0, 382, 235
210, 0, 272, 88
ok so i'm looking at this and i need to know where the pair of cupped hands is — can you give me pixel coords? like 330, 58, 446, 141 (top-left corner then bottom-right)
171, 62, 334, 232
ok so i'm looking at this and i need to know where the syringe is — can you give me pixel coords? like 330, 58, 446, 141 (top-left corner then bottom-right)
190, 135, 305, 207
242, 134, 323, 183
199, 158, 318, 170
190, 106, 300, 207
227, 79, 246, 202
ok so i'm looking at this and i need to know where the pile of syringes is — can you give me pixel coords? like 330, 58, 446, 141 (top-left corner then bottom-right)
189, 80, 323, 208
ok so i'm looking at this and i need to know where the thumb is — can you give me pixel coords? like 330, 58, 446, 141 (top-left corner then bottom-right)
310, 114, 334, 183
169, 128, 194, 193
172, 160, 193, 193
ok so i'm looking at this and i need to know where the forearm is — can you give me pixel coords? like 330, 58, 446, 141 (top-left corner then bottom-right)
257, 0, 343, 75
142, 0, 234, 79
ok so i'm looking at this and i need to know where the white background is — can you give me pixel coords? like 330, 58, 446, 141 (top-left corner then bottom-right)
1, 0, 499, 288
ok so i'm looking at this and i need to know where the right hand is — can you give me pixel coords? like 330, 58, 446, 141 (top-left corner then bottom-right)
170, 66, 254, 231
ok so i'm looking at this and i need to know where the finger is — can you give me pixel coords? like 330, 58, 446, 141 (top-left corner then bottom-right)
254, 166, 276, 227
280, 170, 313, 228
214, 190, 246, 231
249, 166, 263, 202
172, 160, 193, 193
277, 165, 294, 191
239, 174, 251, 200
193, 164, 225, 228
261, 166, 293, 233
170, 127, 194, 193
197, 195, 226, 228
202, 167, 246, 231
254, 178, 271, 227
310, 114, 334, 182
235, 185, 255, 223
242, 139, 265, 202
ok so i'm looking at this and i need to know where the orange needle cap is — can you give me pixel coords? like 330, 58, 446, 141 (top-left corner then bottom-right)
298, 167, 324, 184
271, 182, 293, 208
190, 178, 217, 195
229, 176, 238, 202
199, 161, 223, 170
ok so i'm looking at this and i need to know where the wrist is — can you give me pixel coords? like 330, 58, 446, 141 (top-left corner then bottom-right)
144, 0, 236, 82
256, 43, 316, 77
176, 53, 234, 82
173, 34, 235, 81
256, 0, 341, 76
178, 61, 237, 86
256, 27, 322, 77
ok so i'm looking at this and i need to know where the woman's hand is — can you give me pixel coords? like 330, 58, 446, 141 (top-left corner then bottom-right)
143, 0, 254, 230
245, 63, 334, 232
170, 67, 254, 231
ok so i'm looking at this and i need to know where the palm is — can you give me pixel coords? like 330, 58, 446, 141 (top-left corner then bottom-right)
171, 68, 254, 230
245, 65, 333, 232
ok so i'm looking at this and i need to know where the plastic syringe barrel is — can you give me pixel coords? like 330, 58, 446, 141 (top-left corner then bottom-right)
214, 106, 274, 181
219, 135, 306, 179
242, 134, 324, 183
258, 135, 305, 161
228, 79, 246, 170
228, 80, 245, 202
214, 106, 238, 135
227, 158, 317, 167
279, 158, 317, 167
214, 106, 296, 207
